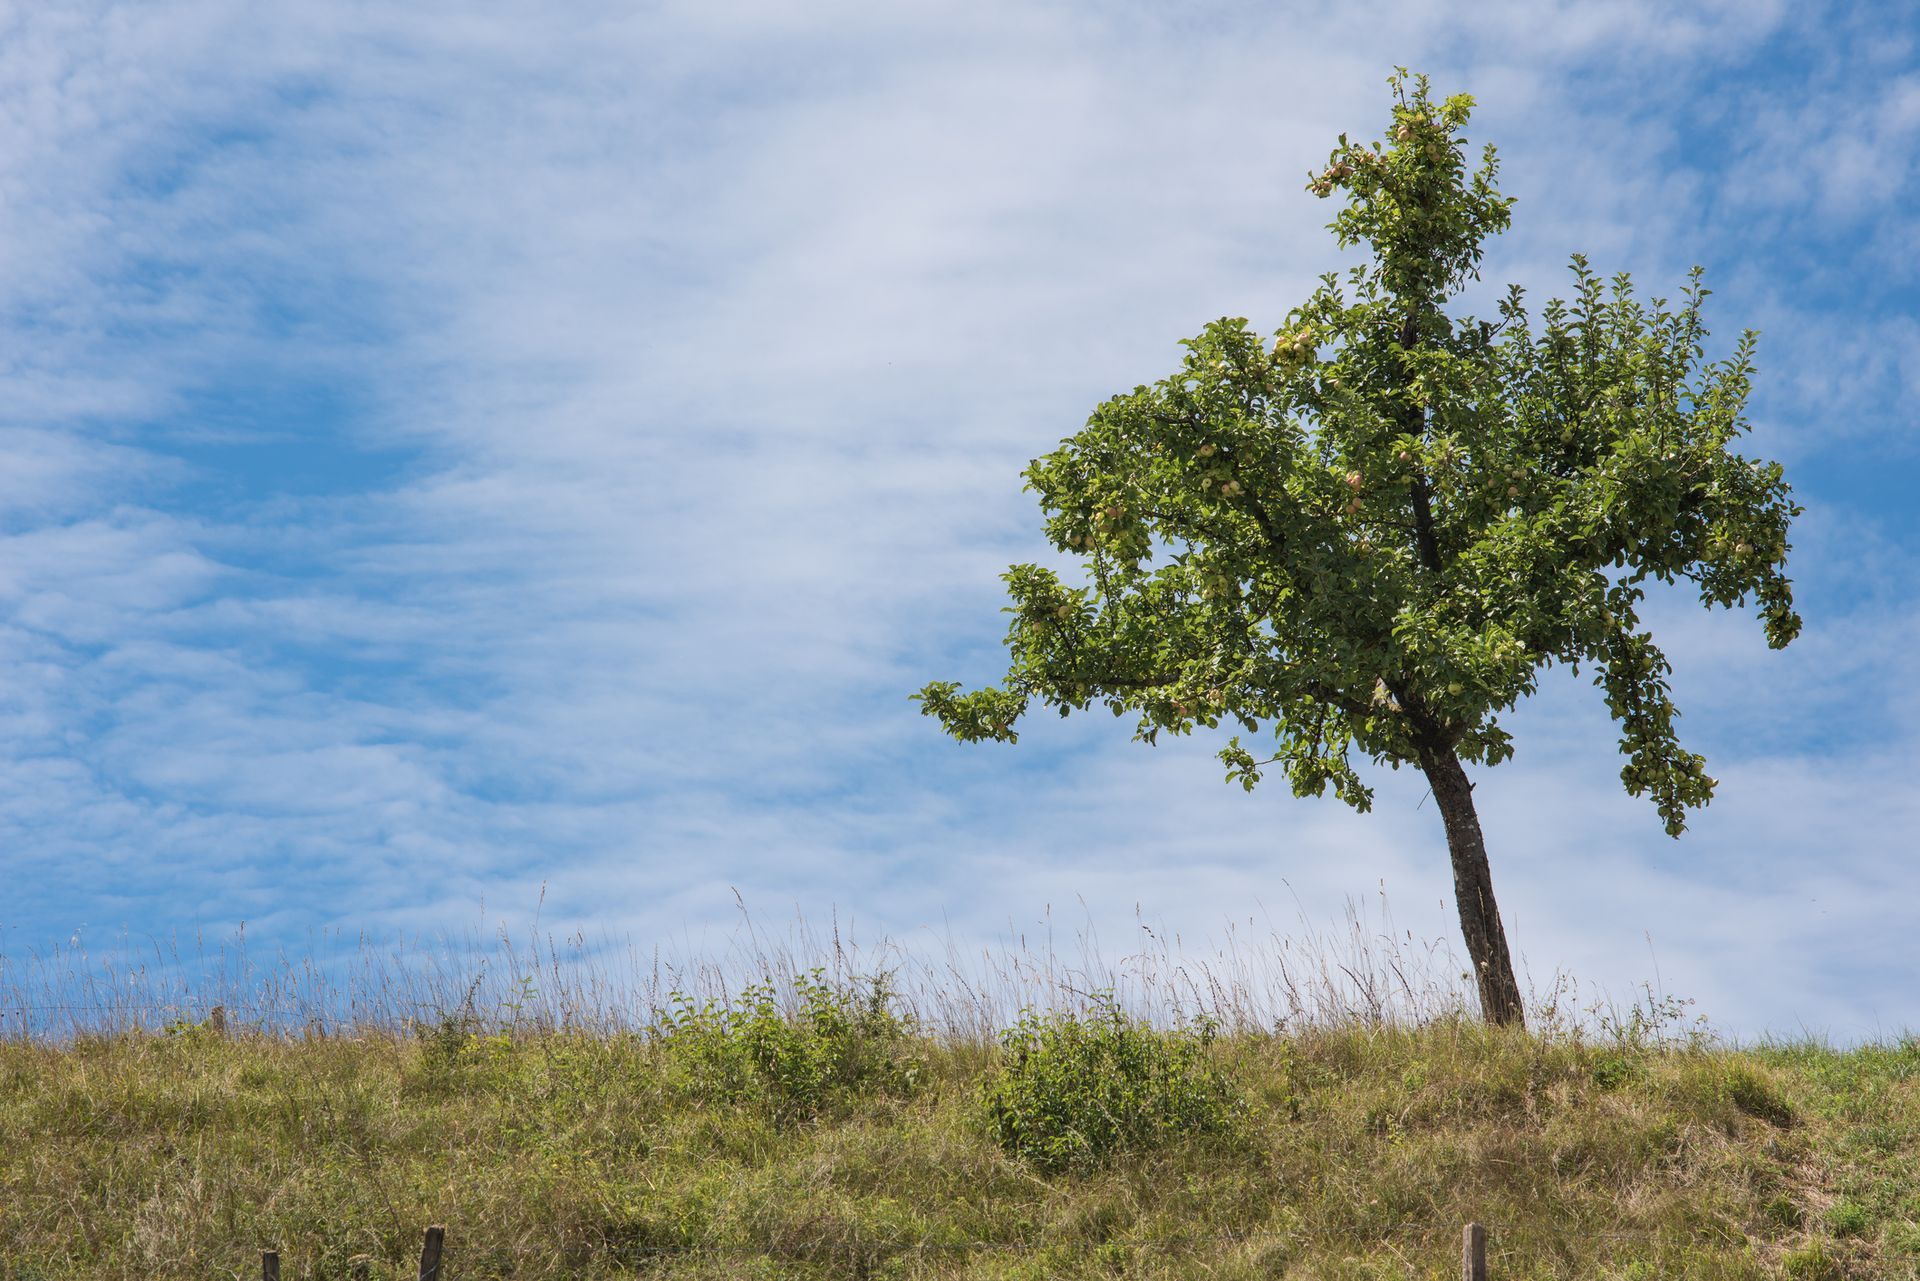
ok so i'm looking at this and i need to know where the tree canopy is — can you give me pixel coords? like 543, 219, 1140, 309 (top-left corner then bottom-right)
917, 71, 1800, 1024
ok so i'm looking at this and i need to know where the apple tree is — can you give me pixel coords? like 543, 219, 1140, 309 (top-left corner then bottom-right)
915, 72, 1801, 1027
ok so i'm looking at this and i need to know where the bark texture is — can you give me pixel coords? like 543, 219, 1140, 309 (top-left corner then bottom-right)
1418, 745, 1525, 1027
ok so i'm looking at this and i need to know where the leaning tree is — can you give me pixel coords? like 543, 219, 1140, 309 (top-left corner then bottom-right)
916, 72, 1800, 1027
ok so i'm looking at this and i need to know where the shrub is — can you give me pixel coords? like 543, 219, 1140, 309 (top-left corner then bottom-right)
414, 972, 490, 1073
1590, 1050, 1642, 1092
407, 975, 510, 1093
981, 996, 1239, 1173
654, 970, 919, 1122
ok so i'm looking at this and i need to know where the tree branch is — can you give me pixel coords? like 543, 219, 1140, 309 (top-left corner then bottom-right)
1398, 315, 1446, 575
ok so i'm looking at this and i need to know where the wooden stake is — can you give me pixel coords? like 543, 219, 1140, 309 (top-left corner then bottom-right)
1462, 1222, 1488, 1281
260, 1249, 280, 1281
418, 1225, 446, 1280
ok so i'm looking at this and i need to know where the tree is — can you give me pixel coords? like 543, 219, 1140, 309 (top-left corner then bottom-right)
915, 71, 1801, 1028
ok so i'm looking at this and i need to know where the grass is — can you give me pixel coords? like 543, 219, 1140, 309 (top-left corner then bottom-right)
3, 914, 1919, 1278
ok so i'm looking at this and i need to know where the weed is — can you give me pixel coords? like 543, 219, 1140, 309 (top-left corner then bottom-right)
416, 970, 489, 1076
1722, 1063, 1795, 1128
654, 970, 920, 1122
1591, 1050, 1642, 1091
1826, 1199, 1871, 1238
1782, 1239, 1842, 1280
1763, 1194, 1804, 1230
8, 917, 1920, 1278
981, 995, 1239, 1173
1594, 982, 1711, 1051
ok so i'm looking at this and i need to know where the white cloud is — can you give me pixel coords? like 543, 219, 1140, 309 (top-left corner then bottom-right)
0, 0, 1914, 1040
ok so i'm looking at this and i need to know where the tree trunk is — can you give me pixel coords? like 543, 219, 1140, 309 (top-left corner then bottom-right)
1417, 745, 1525, 1027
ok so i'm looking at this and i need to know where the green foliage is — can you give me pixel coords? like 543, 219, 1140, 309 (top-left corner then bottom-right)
1782, 1239, 1843, 1280
1763, 1194, 1805, 1230
415, 971, 491, 1074
654, 970, 920, 1122
1826, 1199, 1871, 1238
1889, 1220, 1920, 1257
1595, 985, 1710, 1050
1721, 1063, 1795, 1128
918, 69, 1800, 839
1663, 1058, 1795, 1137
158, 1006, 230, 1042
981, 997, 1239, 1173
1590, 1050, 1642, 1092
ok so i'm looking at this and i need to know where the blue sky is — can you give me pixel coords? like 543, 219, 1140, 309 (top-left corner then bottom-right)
3, 1, 1918, 1037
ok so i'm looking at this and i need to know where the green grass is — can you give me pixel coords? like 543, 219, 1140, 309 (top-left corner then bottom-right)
5, 979, 1920, 1279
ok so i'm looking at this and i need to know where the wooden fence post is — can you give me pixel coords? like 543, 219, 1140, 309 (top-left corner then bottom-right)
418, 1224, 447, 1280
260, 1249, 280, 1281
1462, 1222, 1488, 1281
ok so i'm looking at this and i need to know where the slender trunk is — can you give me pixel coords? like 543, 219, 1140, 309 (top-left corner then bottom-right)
1417, 744, 1525, 1027
1396, 316, 1445, 579
1394, 312, 1521, 1026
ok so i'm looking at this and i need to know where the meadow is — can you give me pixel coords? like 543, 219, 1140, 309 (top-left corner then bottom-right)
3, 912, 1917, 1280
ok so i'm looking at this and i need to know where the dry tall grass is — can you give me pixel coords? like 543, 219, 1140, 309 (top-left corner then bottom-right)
1, 894, 1483, 1042
2, 904, 1914, 1279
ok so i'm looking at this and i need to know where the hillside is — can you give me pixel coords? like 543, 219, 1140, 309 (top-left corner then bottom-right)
3, 985, 1918, 1279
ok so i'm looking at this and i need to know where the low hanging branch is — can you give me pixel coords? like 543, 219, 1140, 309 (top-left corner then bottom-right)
917, 69, 1801, 1028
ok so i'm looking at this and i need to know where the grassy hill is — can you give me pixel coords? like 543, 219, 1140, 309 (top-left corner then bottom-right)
4, 972, 1919, 1280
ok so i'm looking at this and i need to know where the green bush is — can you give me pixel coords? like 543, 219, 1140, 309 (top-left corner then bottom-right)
654, 970, 919, 1122
982, 996, 1239, 1173
1590, 1050, 1643, 1092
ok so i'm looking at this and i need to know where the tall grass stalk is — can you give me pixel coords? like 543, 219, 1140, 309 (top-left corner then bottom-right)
1, 894, 1489, 1042
7, 902, 1919, 1278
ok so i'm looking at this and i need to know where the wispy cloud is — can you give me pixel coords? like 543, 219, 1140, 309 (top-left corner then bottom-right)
0, 1, 1913, 1039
